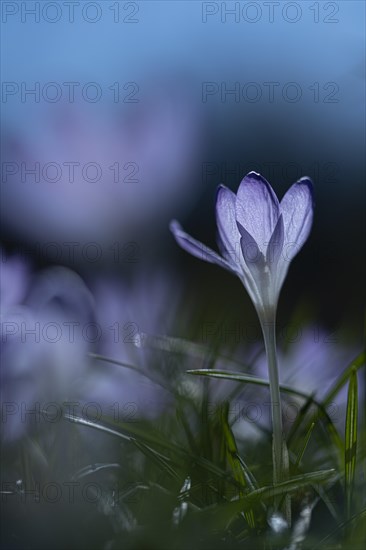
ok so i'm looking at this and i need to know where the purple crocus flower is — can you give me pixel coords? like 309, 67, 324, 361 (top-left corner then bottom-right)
171, 171, 314, 485
170, 171, 313, 318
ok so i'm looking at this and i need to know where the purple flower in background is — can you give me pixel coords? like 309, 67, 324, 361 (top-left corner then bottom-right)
79, 270, 183, 419
0, 251, 31, 309
233, 328, 360, 440
1, 251, 94, 442
2, 78, 202, 255
171, 172, 313, 317
257, 328, 360, 421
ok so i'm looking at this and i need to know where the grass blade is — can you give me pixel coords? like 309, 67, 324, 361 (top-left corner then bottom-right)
89, 352, 170, 390
176, 406, 199, 454
65, 413, 247, 492
219, 402, 256, 528
195, 469, 336, 531
312, 508, 366, 549
188, 369, 344, 452
137, 332, 253, 371
323, 352, 364, 407
288, 353, 364, 461
133, 440, 180, 481
73, 463, 121, 479
294, 422, 315, 469
345, 368, 358, 519
187, 369, 326, 402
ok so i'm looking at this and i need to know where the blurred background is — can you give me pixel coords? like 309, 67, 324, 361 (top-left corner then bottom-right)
1, 0, 364, 333
1, 1, 365, 548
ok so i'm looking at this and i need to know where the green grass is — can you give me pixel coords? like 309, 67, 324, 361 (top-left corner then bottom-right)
2, 342, 365, 549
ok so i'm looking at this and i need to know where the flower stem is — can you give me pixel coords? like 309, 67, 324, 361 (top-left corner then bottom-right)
260, 312, 284, 487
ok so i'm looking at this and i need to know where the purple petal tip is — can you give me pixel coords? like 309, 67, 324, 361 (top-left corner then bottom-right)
215, 183, 229, 200
298, 176, 314, 188
295, 176, 315, 204
240, 171, 274, 191
169, 220, 181, 234
245, 171, 262, 179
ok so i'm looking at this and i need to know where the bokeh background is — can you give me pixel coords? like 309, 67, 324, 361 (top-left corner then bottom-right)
2, 1, 365, 332
1, 1, 365, 548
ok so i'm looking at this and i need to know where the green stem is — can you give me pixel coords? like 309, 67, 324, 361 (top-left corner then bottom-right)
260, 312, 283, 486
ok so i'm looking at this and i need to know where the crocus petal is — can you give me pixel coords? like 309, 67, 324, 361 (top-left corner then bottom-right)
237, 221, 267, 280
280, 177, 314, 261
216, 185, 241, 267
236, 172, 280, 252
237, 221, 267, 307
267, 215, 288, 303
170, 220, 234, 274
266, 214, 284, 266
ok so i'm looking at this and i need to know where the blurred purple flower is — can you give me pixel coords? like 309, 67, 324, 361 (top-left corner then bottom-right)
258, 328, 359, 413
1, 252, 93, 442
2, 80, 202, 252
0, 250, 31, 309
171, 171, 313, 318
233, 328, 360, 440
79, 270, 183, 419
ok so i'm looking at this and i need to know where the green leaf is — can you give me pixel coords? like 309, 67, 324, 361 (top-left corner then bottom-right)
323, 352, 364, 407
136, 332, 253, 372
345, 368, 358, 519
89, 353, 169, 389
73, 463, 121, 479
311, 483, 339, 522
65, 413, 246, 493
294, 422, 315, 468
287, 395, 344, 458
63, 412, 132, 441
187, 369, 343, 451
287, 353, 364, 462
176, 406, 199, 454
194, 469, 336, 531
187, 369, 324, 402
132, 440, 180, 481
312, 508, 366, 549
219, 402, 255, 528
